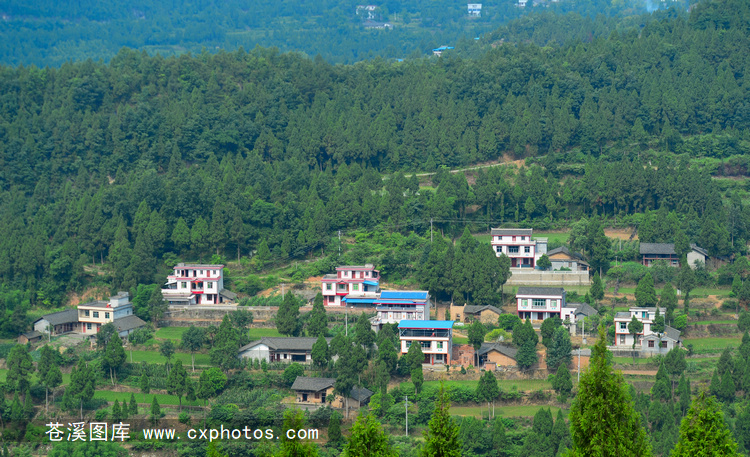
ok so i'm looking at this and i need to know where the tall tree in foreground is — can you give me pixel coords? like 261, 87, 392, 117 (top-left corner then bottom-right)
277, 292, 301, 336
421, 382, 462, 457
476, 370, 500, 419
468, 321, 486, 367
567, 326, 651, 457
343, 413, 396, 457
671, 392, 740, 457
278, 408, 319, 457
307, 293, 328, 338
181, 325, 205, 372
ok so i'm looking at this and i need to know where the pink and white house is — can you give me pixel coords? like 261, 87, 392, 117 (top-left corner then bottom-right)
321, 264, 380, 306
162, 263, 235, 305
491, 228, 547, 268
516, 287, 566, 321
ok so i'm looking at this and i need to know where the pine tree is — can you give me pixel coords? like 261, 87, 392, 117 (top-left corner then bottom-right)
421, 383, 462, 457
567, 326, 651, 456
719, 372, 736, 403
672, 392, 740, 457
476, 370, 500, 419
659, 283, 678, 325
140, 372, 150, 394
354, 312, 376, 352
709, 370, 721, 397
111, 399, 122, 423
328, 412, 343, 448
517, 340, 538, 371
278, 408, 319, 457
150, 396, 161, 424
590, 273, 605, 302
166, 359, 188, 409
103, 335, 127, 385
343, 413, 396, 457
311, 336, 330, 371
277, 293, 301, 336
552, 364, 573, 402
635, 272, 657, 308
307, 293, 328, 338
210, 314, 241, 371
546, 326, 572, 373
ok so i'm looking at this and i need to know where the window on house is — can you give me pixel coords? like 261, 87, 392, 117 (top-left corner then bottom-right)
181, 282, 187, 289
549, 300, 557, 309
521, 299, 528, 308
353, 284, 359, 291
532, 298, 546, 308
512, 236, 516, 241
521, 236, 525, 240
619, 322, 627, 330
420, 341, 431, 349
87, 323, 92, 330
105, 313, 109, 319
326, 284, 332, 290
508, 246, 519, 254
660, 341, 668, 348
524, 246, 531, 253
648, 340, 655, 348
328, 296, 334, 303
642, 312, 648, 318
406, 341, 412, 348
437, 342, 443, 350
84, 310, 90, 317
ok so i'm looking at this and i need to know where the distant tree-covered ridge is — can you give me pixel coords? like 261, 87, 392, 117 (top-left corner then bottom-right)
0, 0, 748, 312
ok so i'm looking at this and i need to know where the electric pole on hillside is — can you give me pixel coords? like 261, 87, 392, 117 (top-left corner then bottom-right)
338, 230, 341, 257
430, 218, 433, 243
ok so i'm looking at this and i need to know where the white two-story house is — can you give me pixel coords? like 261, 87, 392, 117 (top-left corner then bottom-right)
162, 263, 234, 305
398, 320, 453, 365
516, 287, 565, 321
322, 264, 380, 306
614, 307, 665, 347
491, 228, 547, 269
369, 290, 431, 330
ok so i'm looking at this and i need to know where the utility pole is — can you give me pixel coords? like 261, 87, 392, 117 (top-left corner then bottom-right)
405, 395, 409, 436
281, 283, 285, 299
578, 347, 581, 383
430, 218, 433, 243
345, 307, 348, 336
338, 230, 341, 257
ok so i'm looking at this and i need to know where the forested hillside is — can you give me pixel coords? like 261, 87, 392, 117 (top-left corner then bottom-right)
0, 0, 666, 66
0, 0, 749, 320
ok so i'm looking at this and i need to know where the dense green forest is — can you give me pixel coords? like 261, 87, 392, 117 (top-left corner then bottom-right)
0, 0, 678, 66
0, 0, 749, 322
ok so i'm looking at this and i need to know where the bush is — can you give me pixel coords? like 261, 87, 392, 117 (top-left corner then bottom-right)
178, 412, 191, 425
128, 327, 153, 345
497, 314, 522, 331
673, 314, 688, 331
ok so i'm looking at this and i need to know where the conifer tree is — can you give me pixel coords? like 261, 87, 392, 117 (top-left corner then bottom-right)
103, 334, 127, 385
421, 383, 462, 457
140, 372, 150, 394
659, 283, 678, 325
307, 293, 328, 338
567, 326, 651, 456
354, 311, 376, 353
167, 359, 188, 410
590, 273, 605, 302
278, 408, 319, 457
327, 412, 343, 448
277, 293, 301, 336
476, 370, 500, 419
343, 413, 396, 457
552, 364, 573, 402
546, 326, 572, 373
635, 272, 657, 308
150, 396, 161, 424
111, 399, 122, 423
672, 392, 740, 457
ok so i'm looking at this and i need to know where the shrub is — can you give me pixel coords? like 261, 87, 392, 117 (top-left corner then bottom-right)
674, 314, 688, 331
178, 412, 191, 425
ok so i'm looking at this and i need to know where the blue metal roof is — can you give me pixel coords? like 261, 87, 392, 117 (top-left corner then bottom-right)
398, 320, 454, 329
363, 280, 379, 286
380, 291, 428, 300
343, 298, 377, 305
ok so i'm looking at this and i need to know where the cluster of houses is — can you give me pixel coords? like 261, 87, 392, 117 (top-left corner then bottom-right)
26, 291, 147, 343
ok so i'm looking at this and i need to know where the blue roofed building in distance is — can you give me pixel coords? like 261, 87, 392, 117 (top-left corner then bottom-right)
369, 290, 431, 331
432, 46, 454, 56
398, 320, 454, 365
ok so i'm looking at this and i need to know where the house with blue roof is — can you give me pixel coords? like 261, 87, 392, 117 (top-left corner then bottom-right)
321, 264, 380, 306
398, 320, 454, 365
370, 290, 431, 330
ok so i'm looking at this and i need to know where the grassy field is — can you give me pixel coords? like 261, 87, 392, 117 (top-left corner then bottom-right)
154, 327, 190, 341
94, 390, 201, 407
247, 328, 283, 339
682, 336, 742, 353
0, 369, 71, 385
451, 404, 567, 418
127, 350, 212, 366
401, 378, 553, 392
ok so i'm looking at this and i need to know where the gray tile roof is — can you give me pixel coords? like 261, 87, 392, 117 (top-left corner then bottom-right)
349, 386, 374, 402
690, 244, 709, 257
78, 300, 112, 308
614, 312, 631, 319
291, 377, 336, 392
113, 315, 147, 333
239, 337, 332, 353
478, 343, 518, 359
463, 305, 502, 315
664, 325, 681, 341
573, 303, 598, 317
640, 243, 676, 255
35, 309, 79, 326
517, 287, 565, 296
491, 228, 533, 236
219, 289, 237, 300
547, 246, 585, 260
21, 331, 43, 339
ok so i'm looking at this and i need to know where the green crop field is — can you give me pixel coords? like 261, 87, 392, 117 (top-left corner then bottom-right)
683, 336, 742, 353
94, 390, 201, 407
154, 327, 189, 340
247, 328, 283, 339
475, 232, 569, 245
401, 378, 553, 392
451, 404, 567, 418
127, 350, 212, 366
